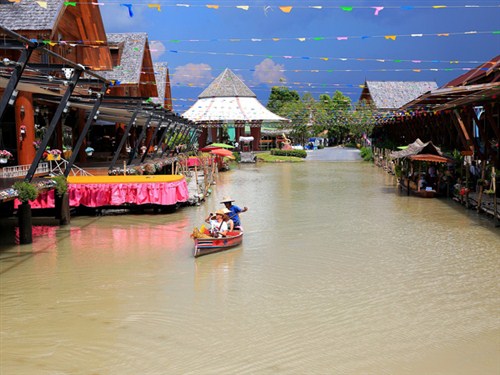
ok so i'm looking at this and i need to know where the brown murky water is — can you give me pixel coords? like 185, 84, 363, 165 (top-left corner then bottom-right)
1, 152, 499, 374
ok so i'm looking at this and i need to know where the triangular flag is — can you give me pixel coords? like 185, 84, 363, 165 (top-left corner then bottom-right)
309, 6, 322, 9
64, 1, 76, 6
272, 38, 280, 41
297, 38, 306, 42
8, 0, 21, 3
432, 5, 447, 9
236, 5, 249, 10
384, 35, 397, 40
411, 34, 423, 37
176, 4, 190, 7
372, 6, 384, 15
36, 1, 48, 8
279, 6, 292, 13
337, 37, 348, 40
320, 57, 329, 61
148, 3, 161, 11
340, 6, 353, 12
437, 33, 449, 37
121, 4, 134, 17
206, 5, 219, 9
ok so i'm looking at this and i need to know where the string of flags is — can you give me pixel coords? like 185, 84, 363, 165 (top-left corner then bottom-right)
31, 29, 499, 49
49, 1, 500, 16
160, 46, 495, 65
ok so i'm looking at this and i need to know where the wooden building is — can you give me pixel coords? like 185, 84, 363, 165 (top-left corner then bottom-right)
373, 56, 500, 165
0, 0, 112, 165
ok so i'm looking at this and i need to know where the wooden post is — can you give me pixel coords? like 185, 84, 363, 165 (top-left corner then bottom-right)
18, 202, 33, 244
493, 167, 499, 226
59, 192, 70, 225
477, 161, 486, 213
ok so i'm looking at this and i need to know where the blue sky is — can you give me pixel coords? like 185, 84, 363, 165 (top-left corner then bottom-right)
101, 1, 500, 113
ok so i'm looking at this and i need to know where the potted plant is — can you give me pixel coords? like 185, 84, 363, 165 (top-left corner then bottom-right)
0, 150, 13, 164
51, 175, 68, 197
13, 181, 39, 244
47, 149, 62, 160
13, 180, 39, 203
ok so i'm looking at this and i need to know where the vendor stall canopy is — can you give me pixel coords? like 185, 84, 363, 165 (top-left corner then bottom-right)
390, 138, 444, 159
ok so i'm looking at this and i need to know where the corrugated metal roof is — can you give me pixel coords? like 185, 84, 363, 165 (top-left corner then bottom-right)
99, 33, 147, 84
444, 55, 500, 87
365, 81, 438, 110
0, 0, 62, 31
199, 68, 256, 98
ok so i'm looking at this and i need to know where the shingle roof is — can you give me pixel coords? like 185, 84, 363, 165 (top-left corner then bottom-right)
365, 81, 438, 110
153, 62, 168, 104
199, 68, 256, 98
0, 0, 62, 31
99, 33, 148, 84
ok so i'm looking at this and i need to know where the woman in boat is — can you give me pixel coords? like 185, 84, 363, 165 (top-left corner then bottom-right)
220, 196, 247, 231
205, 209, 228, 238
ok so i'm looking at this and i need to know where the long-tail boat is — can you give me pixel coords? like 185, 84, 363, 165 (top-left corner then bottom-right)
193, 231, 243, 258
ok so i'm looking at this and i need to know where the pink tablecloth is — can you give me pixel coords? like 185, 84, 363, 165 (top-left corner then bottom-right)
16, 180, 189, 209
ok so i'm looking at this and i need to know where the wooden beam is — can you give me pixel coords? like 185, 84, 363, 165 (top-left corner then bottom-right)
484, 103, 500, 141
452, 109, 474, 151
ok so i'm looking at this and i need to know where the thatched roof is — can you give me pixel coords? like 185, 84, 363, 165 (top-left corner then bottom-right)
363, 81, 438, 110
390, 138, 443, 159
0, 0, 62, 31
152, 62, 168, 105
99, 33, 148, 84
199, 68, 255, 98
183, 68, 289, 123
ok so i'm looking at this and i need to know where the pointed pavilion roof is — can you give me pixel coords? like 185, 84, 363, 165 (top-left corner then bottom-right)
199, 68, 256, 98
183, 68, 289, 123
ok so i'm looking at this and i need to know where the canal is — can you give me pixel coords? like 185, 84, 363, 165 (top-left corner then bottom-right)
1, 150, 499, 374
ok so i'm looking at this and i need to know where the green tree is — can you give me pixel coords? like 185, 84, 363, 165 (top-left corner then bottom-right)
266, 86, 300, 114
350, 99, 376, 142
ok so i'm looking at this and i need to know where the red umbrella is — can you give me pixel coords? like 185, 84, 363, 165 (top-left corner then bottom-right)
210, 148, 235, 158
199, 146, 221, 152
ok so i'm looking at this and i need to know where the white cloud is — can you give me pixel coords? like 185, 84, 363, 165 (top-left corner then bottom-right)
149, 41, 166, 61
253, 58, 286, 85
171, 63, 213, 86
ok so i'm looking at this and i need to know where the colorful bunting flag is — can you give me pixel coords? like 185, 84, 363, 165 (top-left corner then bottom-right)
279, 6, 293, 13
36, 1, 48, 8
372, 6, 384, 15
121, 3, 134, 17
147, 3, 161, 11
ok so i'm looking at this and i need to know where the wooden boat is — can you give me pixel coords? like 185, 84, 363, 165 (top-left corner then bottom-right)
193, 231, 243, 258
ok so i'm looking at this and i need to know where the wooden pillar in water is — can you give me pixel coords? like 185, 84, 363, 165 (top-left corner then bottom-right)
18, 202, 32, 244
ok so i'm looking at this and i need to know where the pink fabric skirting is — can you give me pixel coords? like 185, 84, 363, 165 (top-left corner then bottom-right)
16, 180, 189, 209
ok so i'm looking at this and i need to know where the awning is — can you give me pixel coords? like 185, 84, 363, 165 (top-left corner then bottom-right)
409, 154, 451, 163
